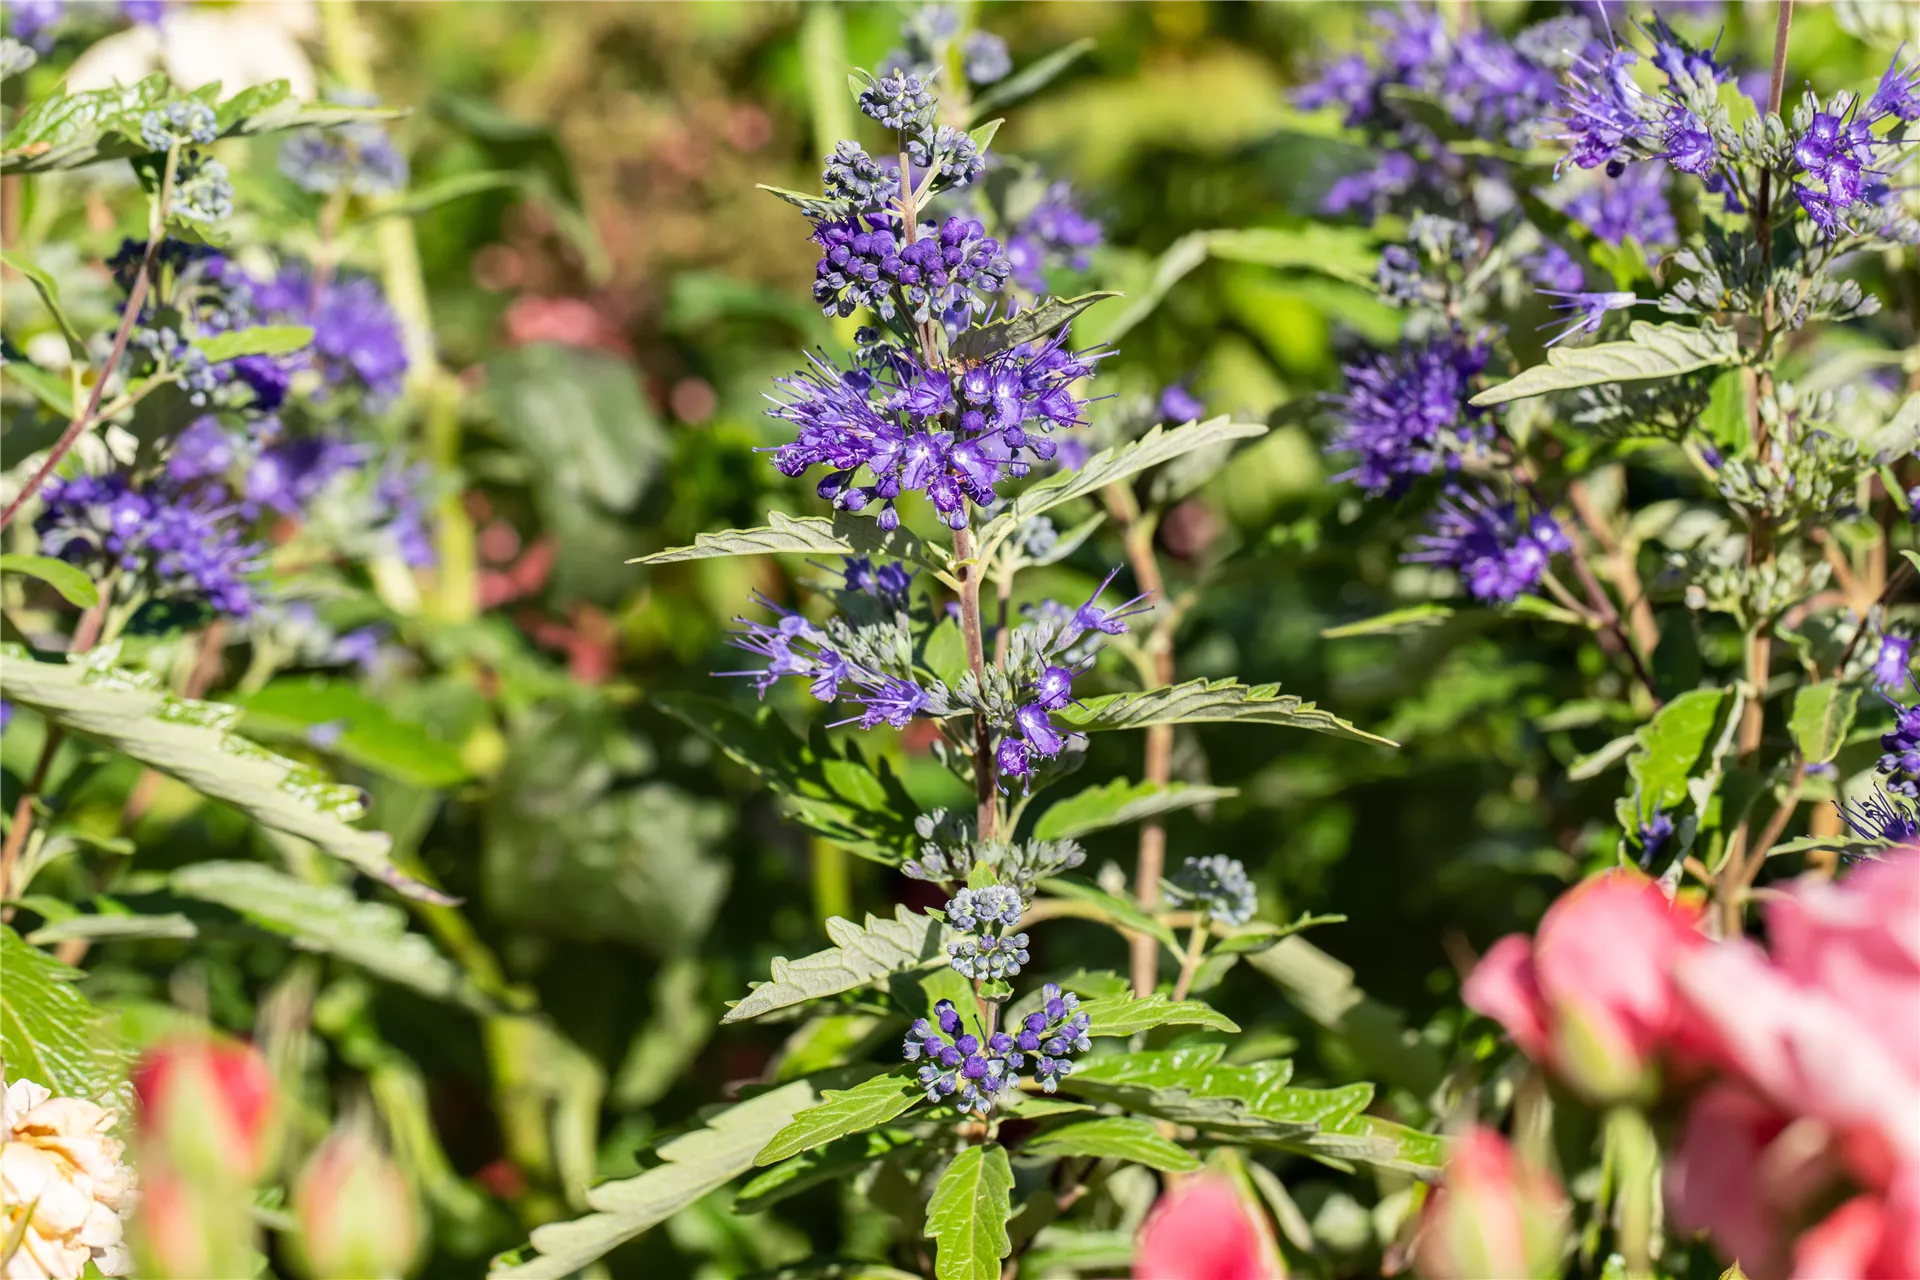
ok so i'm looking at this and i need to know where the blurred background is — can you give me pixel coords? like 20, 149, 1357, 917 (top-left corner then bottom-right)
4, 1, 1903, 1275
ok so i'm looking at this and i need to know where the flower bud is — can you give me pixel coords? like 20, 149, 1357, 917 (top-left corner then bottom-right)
293, 1116, 420, 1280
1416, 1128, 1569, 1280
132, 1166, 258, 1280
132, 1036, 277, 1181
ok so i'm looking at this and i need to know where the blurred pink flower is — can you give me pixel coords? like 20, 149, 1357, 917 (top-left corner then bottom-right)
1134, 1174, 1282, 1280
1415, 1126, 1569, 1280
1463, 868, 1705, 1100
1791, 1166, 1920, 1280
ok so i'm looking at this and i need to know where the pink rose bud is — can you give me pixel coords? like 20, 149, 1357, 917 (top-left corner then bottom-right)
133, 1166, 259, 1280
132, 1036, 277, 1181
1464, 869, 1702, 1101
293, 1116, 421, 1280
1134, 1172, 1284, 1280
1416, 1127, 1569, 1280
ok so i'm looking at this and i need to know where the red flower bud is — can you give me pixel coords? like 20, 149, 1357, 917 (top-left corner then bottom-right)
1416, 1127, 1570, 1280
293, 1116, 420, 1280
132, 1036, 277, 1182
132, 1166, 259, 1280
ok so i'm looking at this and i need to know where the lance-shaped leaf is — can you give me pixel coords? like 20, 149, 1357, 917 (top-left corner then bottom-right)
1790, 681, 1862, 766
1471, 322, 1740, 406
631, 511, 938, 569
975, 419, 1268, 558
1076, 992, 1240, 1037
735, 1128, 916, 1214
0, 249, 87, 359
1059, 1044, 1298, 1130
1322, 603, 1455, 639
0, 554, 99, 608
26, 912, 197, 946
488, 1079, 821, 1279
171, 862, 481, 1009
1036, 877, 1179, 949
1623, 686, 1735, 815
755, 1068, 924, 1166
1098, 225, 1381, 343
0, 926, 127, 1103
925, 1143, 1013, 1280
191, 325, 313, 363
757, 184, 860, 221
967, 38, 1096, 120
0, 645, 448, 904
1058, 677, 1393, 747
1023, 1116, 1199, 1173
948, 292, 1120, 363
1031, 778, 1237, 842
724, 906, 948, 1023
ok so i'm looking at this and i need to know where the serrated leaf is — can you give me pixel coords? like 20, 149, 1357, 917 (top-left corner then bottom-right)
234, 676, 471, 790
171, 863, 477, 1007
968, 38, 1095, 120
1210, 911, 1346, 956
1058, 677, 1393, 747
631, 510, 936, 568
755, 1068, 924, 1166
724, 906, 947, 1023
1471, 322, 1740, 406
1036, 877, 1178, 950
757, 184, 860, 221
1023, 1116, 1200, 1172
948, 292, 1120, 362
191, 325, 313, 363
0, 249, 87, 358
976, 419, 1267, 558
488, 1079, 821, 1278
1076, 992, 1239, 1037
735, 1128, 914, 1214
925, 1143, 1012, 1280
1098, 225, 1381, 343
1790, 681, 1862, 766
0, 645, 448, 904
0, 554, 99, 607
1059, 1044, 1294, 1128
25, 912, 197, 946
0, 926, 125, 1101
1031, 778, 1237, 842
1321, 604, 1455, 639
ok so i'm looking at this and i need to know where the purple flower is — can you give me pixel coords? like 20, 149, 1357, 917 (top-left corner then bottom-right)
1032, 664, 1076, 711
1527, 241, 1587, 292
1875, 634, 1914, 691
1408, 487, 1567, 605
252, 269, 410, 401
1659, 108, 1715, 176
1638, 808, 1675, 868
1060, 567, 1151, 647
279, 119, 408, 198
1879, 694, 1920, 797
962, 31, 1011, 85
1639, 15, 1729, 87
1324, 151, 1418, 217
1553, 44, 1650, 176
1325, 333, 1490, 496
1868, 46, 1920, 124
245, 435, 365, 515
120, 0, 164, 23
1158, 382, 1205, 424
1563, 165, 1678, 247
374, 461, 436, 567
1016, 702, 1067, 758
9, 0, 62, 49
996, 737, 1033, 790
1004, 183, 1102, 292
1791, 110, 1878, 238
39, 472, 264, 617
166, 417, 240, 484
842, 674, 932, 730
1538, 289, 1637, 346
1837, 788, 1920, 844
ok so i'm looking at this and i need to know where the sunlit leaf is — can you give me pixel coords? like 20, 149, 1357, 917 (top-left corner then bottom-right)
924, 1142, 1013, 1280
724, 906, 948, 1024
1023, 1116, 1199, 1172
1059, 677, 1393, 747
1471, 322, 1740, 406
1031, 778, 1237, 842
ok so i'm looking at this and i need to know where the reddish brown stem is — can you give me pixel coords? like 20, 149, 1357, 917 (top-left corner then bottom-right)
952, 526, 997, 841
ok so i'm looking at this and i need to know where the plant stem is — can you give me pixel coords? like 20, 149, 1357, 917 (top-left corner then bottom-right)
0, 728, 64, 910
953, 525, 998, 840
0, 149, 177, 532
1171, 917, 1209, 1002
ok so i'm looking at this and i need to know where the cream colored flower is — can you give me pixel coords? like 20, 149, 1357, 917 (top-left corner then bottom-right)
1, 1079, 134, 1280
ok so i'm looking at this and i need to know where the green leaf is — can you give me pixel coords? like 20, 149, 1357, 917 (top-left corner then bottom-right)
631, 510, 936, 569
1624, 686, 1735, 815
171, 862, 478, 1007
924, 1143, 1013, 1280
724, 906, 947, 1024
488, 1080, 821, 1279
345, 170, 523, 225
966, 118, 1003, 155
1058, 677, 1393, 747
0, 554, 99, 608
1076, 992, 1240, 1037
1023, 1116, 1199, 1172
1097, 226, 1381, 344
1209, 911, 1346, 956
968, 38, 1096, 120
233, 675, 471, 789
191, 326, 313, 363
0, 645, 451, 904
1059, 1044, 1299, 1129
25, 912, 197, 946
735, 1128, 915, 1214
1470, 322, 1740, 406
975, 419, 1268, 558
1032, 778, 1238, 842
0, 249, 87, 358
1037, 877, 1179, 950
947, 292, 1120, 362
756, 184, 860, 221
754, 1068, 924, 1166
1, 358, 74, 417
1244, 937, 1444, 1099
1321, 604, 1455, 639
0, 926, 125, 1100
1790, 681, 1862, 766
